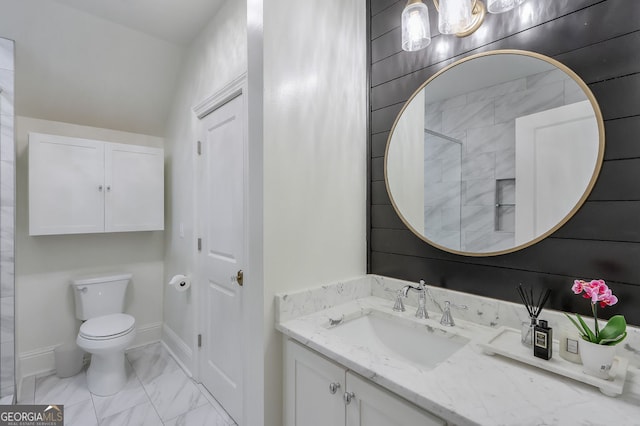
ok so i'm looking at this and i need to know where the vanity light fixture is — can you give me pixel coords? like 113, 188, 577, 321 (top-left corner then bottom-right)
401, 0, 528, 52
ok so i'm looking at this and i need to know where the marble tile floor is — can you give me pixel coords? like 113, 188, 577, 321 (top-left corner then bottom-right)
18, 342, 237, 426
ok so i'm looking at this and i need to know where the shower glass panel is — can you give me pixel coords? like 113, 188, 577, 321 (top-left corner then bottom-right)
423, 129, 462, 251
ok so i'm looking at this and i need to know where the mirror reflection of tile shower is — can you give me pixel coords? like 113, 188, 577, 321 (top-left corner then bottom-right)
495, 178, 515, 233
421, 63, 589, 253
424, 130, 462, 250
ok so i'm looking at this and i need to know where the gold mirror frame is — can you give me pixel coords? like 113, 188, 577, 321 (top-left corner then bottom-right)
384, 49, 605, 257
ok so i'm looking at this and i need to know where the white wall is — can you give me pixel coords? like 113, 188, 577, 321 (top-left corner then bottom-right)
0, 0, 183, 136
162, 0, 247, 371
262, 0, 367, 424
245, 1, 265, 424
15, 116, 165, 378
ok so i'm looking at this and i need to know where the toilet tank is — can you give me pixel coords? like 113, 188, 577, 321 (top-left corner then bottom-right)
71, 273, 132, 320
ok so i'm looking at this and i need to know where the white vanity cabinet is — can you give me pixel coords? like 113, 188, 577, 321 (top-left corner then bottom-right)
29, 132, 164, 235
285, 339, 446, 426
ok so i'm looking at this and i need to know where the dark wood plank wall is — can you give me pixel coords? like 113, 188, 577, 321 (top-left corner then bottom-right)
368, 0, 640, 325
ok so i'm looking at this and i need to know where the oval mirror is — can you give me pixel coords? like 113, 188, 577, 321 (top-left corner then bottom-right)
385, 50, 604, 256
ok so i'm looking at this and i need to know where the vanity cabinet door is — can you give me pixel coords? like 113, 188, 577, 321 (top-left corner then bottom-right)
29, 132, 105, 235
284, 339, 346, 426
104, 143, 164, 232
345, 372, 446, 426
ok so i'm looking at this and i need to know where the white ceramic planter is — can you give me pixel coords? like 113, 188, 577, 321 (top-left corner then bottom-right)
579, 339, 617, 380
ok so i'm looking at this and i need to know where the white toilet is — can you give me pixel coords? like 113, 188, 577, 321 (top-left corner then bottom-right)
72, 273, 136, 396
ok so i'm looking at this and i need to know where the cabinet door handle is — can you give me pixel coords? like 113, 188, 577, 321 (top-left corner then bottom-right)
98, 185, 103, 192
106, 185, 112, 192
329, 382, 340, 394
343, 391, 355, 405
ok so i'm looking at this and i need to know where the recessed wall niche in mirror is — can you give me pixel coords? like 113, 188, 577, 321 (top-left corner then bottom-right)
385, 50, 605, 256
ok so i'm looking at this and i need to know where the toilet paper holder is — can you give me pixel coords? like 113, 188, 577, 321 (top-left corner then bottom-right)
168, 274, 191, 291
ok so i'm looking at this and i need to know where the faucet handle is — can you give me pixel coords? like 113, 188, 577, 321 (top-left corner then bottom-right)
440, 300, 468, 326
393, 293, 406, 312
448, 300, 468, 311
384, 288, 406, 312
393, 290, 406, 312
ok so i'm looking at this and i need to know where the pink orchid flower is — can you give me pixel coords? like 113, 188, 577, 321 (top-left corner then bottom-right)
584, 284, 598, 300
590, 279, 608, 295
588, 286, 601, 304
572, 280, 587, 294
599, 289, 618, 307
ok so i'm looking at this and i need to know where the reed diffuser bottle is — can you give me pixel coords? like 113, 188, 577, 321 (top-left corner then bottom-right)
517, 285, 551, 347
534, 320, 553, 360
521, 317, 537, 346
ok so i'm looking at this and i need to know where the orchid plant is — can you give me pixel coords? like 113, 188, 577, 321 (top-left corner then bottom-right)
565, 279, 627, 346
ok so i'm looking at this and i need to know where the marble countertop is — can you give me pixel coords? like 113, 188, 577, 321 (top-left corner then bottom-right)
276, 279, 640, 426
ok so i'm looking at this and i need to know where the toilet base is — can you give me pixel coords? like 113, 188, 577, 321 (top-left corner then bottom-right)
86, 352, 127, 396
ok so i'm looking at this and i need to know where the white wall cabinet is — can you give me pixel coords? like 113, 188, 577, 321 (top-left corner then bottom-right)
29, 132, 164, 235
284, 339, 446, 426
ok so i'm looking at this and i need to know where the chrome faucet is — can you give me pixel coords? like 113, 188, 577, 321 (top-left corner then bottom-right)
401, 280, 428, 319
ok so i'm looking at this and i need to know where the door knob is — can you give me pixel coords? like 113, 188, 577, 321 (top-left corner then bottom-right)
235, 270, 243, 287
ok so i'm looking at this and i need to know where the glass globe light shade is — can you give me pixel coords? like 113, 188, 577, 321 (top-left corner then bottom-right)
401, 0, 431, 52
438, 0, 473, 35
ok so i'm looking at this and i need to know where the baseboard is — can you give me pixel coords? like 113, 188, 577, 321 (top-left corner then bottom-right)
161, 324, 193, 377
130, 321, 163, 350
18, 321, 163, 382
18, 346, 58, 381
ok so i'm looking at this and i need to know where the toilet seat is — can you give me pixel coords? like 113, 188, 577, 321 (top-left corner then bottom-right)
79, 313, 135, 341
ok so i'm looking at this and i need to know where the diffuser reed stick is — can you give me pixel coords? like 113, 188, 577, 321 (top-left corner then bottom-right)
517, 284, 550, 319
517, 284, 551, 346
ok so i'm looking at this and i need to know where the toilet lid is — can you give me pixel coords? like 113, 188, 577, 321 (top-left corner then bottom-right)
80, 313, 135, 340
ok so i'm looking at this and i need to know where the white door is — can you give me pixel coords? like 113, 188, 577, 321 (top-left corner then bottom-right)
515, 100, 599, 244
345, 372, 445, 426
105, 143, 164, 232
198, 94, 245, 424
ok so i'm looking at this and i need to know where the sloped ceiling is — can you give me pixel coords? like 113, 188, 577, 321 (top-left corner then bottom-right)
51, 0, 225, 46
0, 0, 224, 136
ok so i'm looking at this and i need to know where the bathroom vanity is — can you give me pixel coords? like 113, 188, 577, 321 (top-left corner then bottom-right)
276, 275, 640, 426
285, 338, 445, 426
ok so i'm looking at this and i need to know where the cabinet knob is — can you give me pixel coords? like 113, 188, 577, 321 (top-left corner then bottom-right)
329, 382, 340, 394
343, 391, 355, 405
98, 185, 103, 192
106, 185, 112, 191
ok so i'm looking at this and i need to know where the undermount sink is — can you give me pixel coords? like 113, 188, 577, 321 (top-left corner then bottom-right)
326, 311, 469, 370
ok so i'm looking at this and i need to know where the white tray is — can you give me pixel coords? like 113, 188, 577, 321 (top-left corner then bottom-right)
478, 326, 628, 397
